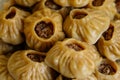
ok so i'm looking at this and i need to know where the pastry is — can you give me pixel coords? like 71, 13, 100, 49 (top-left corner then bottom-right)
24, 8, 65, 51
63, 9, 110, 44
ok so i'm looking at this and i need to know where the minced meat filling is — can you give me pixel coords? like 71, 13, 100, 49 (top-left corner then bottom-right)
27, 54, 45, 62
73, 12, 87, 19
103, 25, 114, 40
35, 21, 54, 39
45, 0, 62, 10
92, 0, 105, 6
98, 61, 116, 75
6, 9, 16, 19
115, 0, 120, 13
67, 43, 84, 51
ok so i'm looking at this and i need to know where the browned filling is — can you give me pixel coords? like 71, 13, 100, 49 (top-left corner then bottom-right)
27, 54, 45, 62
73, 12, 87, 19
115, 0, 120, 13
98, 61, 116, 75
103, 25, 114, 40
35, 21, 54, 39
92, 0, 105, 6
45, 0, 62, 10
6, 9, 16, 19
67, 43, 84, 51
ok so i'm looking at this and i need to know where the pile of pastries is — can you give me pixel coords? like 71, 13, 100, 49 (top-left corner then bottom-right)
0, 0, 120, 80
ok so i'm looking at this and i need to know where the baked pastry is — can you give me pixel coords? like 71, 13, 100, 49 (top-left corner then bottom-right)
0, 55, 14, 80
24, 8, 65, 52
97, 20, 120, 61
53, 0, 89, 7
33, 0, 62, 11
63, 9, 110, 44
7, 50, 56, 80
95, 59, 120, 80
0, 39, 13, 55
45, 38, 101, 79
0, 7, 30, 45
88, 0, 117, 20
56, 74, 97, 80
33, 0, 73, 20
14, 0, 40, 7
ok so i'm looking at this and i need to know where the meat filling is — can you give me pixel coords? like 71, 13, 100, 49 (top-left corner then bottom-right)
103, 25, 114, 40
115, 0, 120, 13
6, 9, 16, 19
67, 43, 84, 51
35, 21, 54, 39
45, 0, 62, 10
73, 12, 87, 19
98, 61, 116, 75
27, 54, 45, 62
92, 0, 105, 6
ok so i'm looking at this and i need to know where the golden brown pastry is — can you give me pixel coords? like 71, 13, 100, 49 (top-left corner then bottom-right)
33, 0, 62, 12
8, 50, 56, 80
33, 0, 73, 20
53, 0, 89, 7
14, 0, 40, 7
63, 9, 110, 44
88, 0, 117, 20
95, 59, 120, 80
24, 8, 65, 52
97, 20, 120, 61
0, 55, 14, 80
45, 38, 101, 79
0, 39, 13, 55
56, 74, 97, 80
0, 7, 30, 45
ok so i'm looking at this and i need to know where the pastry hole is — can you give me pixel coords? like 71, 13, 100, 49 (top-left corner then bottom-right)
98, 60, 116, 75
73, 12, 87, 19
115, 0, 120, 13
67, 43, 84, 51
92, 0, 105, 6
35, 21, 54, 39
103, 25, 114, 40
45, 0, 62, 10
6, 9, 16, 19
27, 54, 45, 62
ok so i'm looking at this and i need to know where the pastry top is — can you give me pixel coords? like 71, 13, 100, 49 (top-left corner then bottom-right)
63, 8, 110, 44
53, 0, 90, 7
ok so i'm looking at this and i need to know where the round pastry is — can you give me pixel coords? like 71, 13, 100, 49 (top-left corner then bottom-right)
45, 38, 101, 79
33, 0, 62, 12
0, 7, 30, 45
97, 20, 120, 61
88, 0, 117, 20
0, 55, 14, 80
14, 0, 40, 7
24, 8, 65, 52
0, 39, 13, 55
33, 0, 73, 20
63, 9, 110, 44
56, 74, 97, 80
95, 59, 120, 80
7, 50, 56, 80
53, 0, 90, 7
